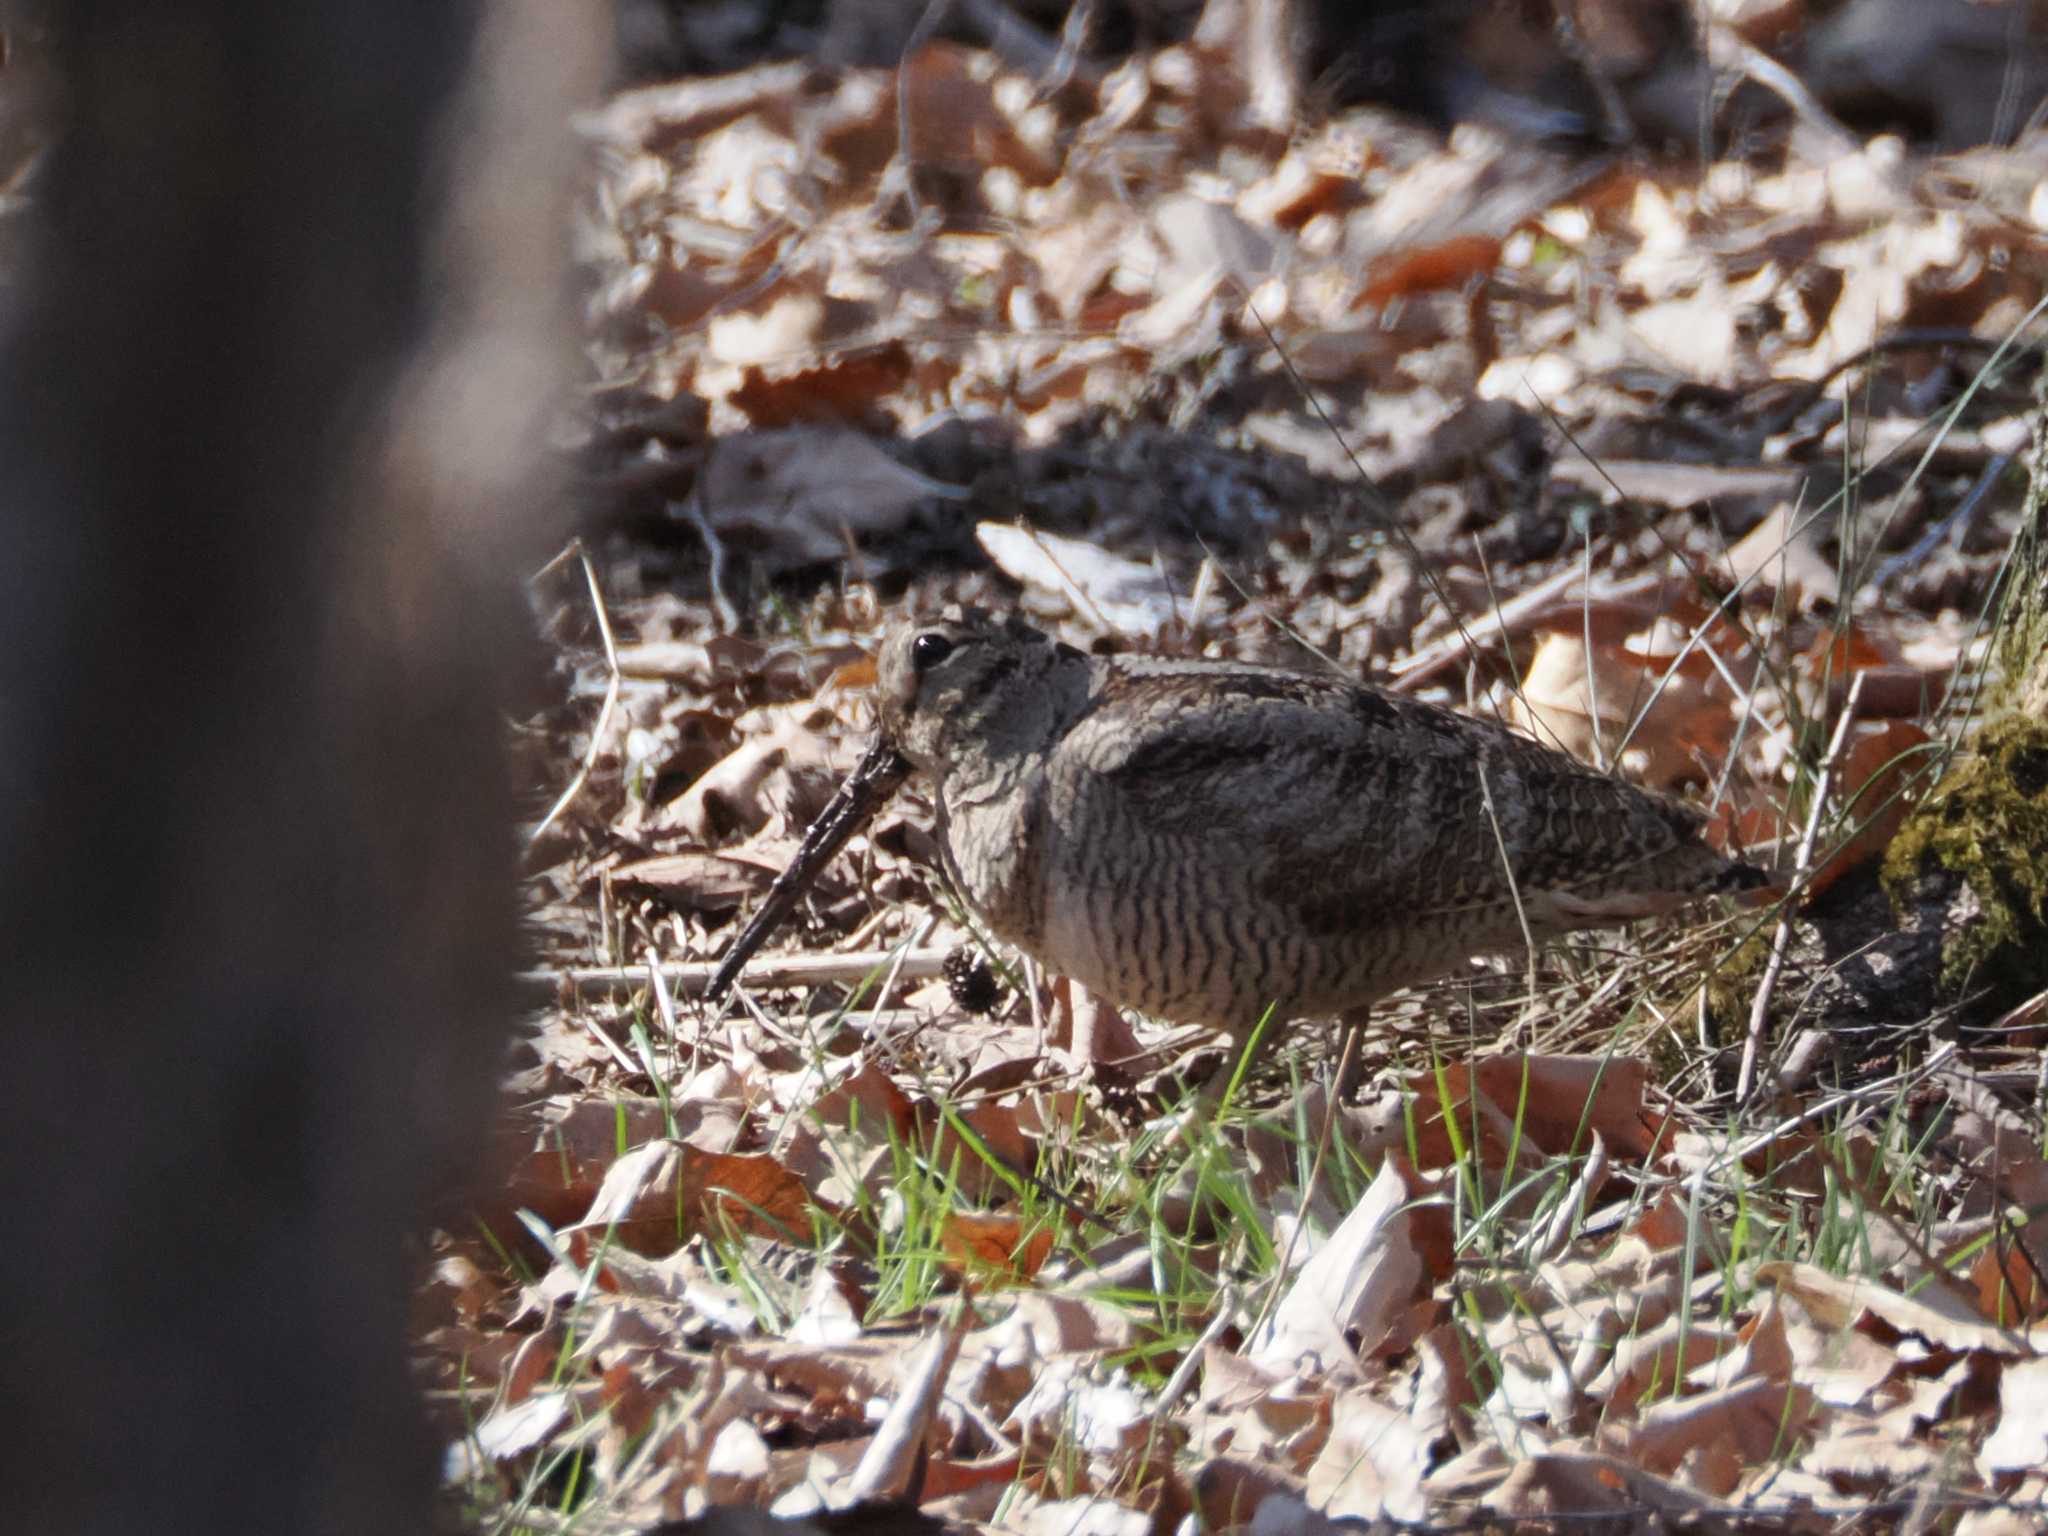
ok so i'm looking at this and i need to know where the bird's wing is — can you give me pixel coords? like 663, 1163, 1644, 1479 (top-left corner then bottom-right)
1057, 665, 1716, 938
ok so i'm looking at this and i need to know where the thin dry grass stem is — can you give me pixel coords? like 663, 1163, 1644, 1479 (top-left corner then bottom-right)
1714, 1039, 1959, 1181
1243, 1022, 1363, 1345
644, 946, 686, 1081
527, 537, 621, 849
1153, 1284, 1239, 1418
520, 948, 952, 993
578, 1006, 645, 1079
1243, 293, 1577, 690
1735, 670, 1869, 1105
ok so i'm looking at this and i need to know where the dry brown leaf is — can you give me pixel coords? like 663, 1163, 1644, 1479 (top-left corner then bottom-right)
492, 1095, 674, 1229
570, 1140, 814, 1252
1622, 1376, 1816, 1490
1246, 1159, 1428, 1372
1802, 719, 1932, 901
609, 849, 778, 913
1356, 235, 1504, 309
938, 1211, 1054, 1286
1303, 1385, 1432, 1520
1756, 1261, 2025, 1355
1474, 1055, 1663, 1163
691, 427, 965, 569
728, 340, 917, 428
1507, 630, 1734, 789
1195, 1455, 1313, 1534
897, 43, 1057, 185
1405, 1056, 1660, 1178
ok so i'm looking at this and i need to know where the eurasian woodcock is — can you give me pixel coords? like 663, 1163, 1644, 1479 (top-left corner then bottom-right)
709, 610, 1766, 1066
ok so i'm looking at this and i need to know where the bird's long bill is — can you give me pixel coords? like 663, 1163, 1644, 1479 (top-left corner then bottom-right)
702, 734, 912, 1005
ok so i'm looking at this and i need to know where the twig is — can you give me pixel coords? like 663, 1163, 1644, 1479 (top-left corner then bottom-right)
1735, 673, 1868, 1104
521, 948, 951, 994
1704, 22, 1861, 162
527, 538, 621, 849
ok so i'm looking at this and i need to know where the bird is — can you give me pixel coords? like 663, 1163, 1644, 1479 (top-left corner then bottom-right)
711, 608, 1766, 1073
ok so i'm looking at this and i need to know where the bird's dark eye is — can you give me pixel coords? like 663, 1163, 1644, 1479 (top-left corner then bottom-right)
910, 632, 955, 673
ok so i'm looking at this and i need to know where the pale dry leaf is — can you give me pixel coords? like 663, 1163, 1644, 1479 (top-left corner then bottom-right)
691, 427, 966, 568
1547, 457, 1798, 509
1191, 1346, 1326, 1459
656, 702, 847, 846
1302, 1385, 1432, 1521
1776, 1291, 1900, 1407
1757, 1261, 2025, 1355
704, 1417, 773, 1504
1621, 1375, 1816, 1490
789, 1267, 863, 1348
1507, 630, 1733, 790
705, 289, 825, 369
471, 1390, 573, 1463
1008, 1357, 1149, 1455
1980, 1355, 2048, 1479
1797, 1400, 1937, 1482
1246, 1159, 1425, 1373
1722, 501, 1839, 610
1014, 1496, 1150, 1536
975, 522, 1182, 635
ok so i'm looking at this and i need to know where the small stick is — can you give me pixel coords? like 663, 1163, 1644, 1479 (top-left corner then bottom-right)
1735, 673, 1867, 1104
526, 539, 621, 849
521, 947, 949, 995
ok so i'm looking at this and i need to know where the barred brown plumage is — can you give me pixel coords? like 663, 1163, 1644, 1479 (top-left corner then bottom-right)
713, 608, 1766, 1068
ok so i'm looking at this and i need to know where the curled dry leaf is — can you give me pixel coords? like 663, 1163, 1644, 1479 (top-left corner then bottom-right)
689, 427, 965, 569
656, 702, 850, 846
492, 1094, 674, 1229
1756, 1260, 2028, 1355
569, 1139, 814, 1253
938, 1211, 1055, 1286
1246, 1159, 1428, 1373
976, 521, 1183, 636
1508, 629, 1736, 790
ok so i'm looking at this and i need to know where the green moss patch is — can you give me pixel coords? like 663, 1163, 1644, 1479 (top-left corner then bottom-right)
1881, 713, 2048, 1016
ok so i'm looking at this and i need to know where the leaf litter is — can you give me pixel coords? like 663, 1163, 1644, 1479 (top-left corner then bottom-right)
444, 6, 2048, 1532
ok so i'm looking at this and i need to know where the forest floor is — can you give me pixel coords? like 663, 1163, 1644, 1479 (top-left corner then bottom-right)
426, 21, 2048, 1535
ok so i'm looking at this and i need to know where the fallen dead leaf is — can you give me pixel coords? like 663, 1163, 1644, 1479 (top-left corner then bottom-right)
938, 1211, 1055, 1286
1507, 630, 1735, 789
1801, 718, 1932, 901
1756, 1261, 2026, 1355
689, 427, 966, 569
1246, 1159, 1428, 1372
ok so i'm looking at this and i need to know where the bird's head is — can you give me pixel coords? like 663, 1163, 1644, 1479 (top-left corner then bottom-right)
877, 609, 1088, 776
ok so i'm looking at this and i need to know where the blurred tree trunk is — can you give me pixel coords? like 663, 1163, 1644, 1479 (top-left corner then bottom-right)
0, 3, 592, 1532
